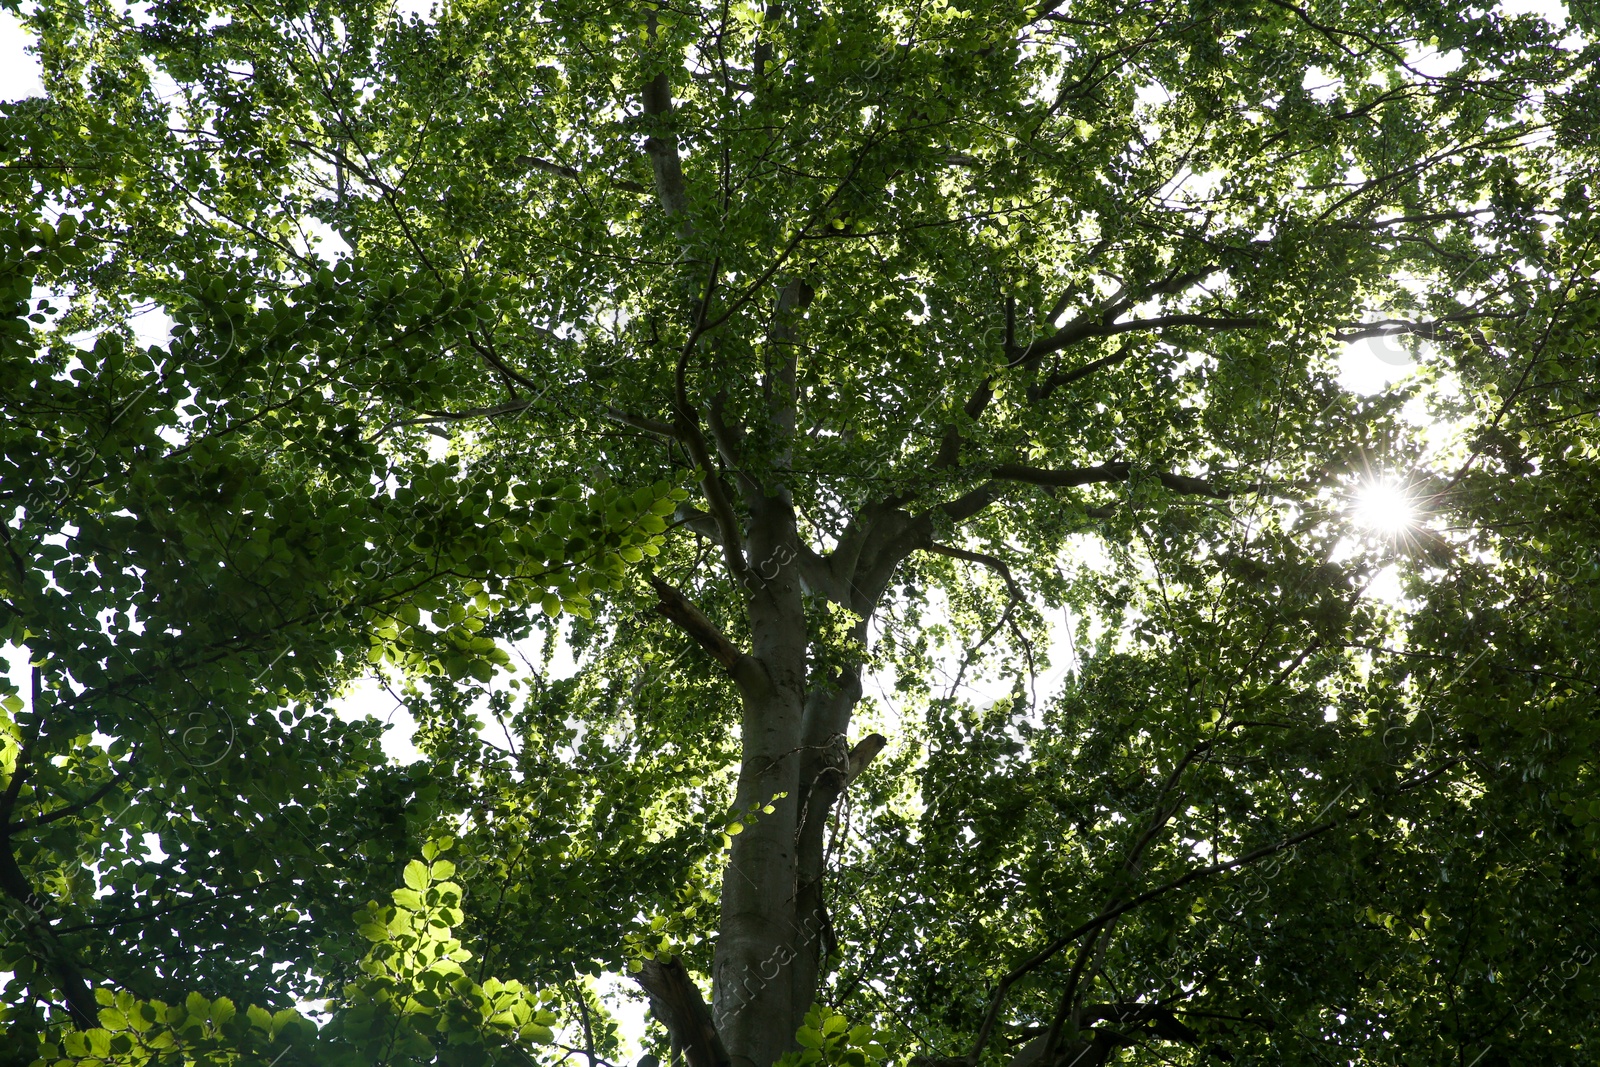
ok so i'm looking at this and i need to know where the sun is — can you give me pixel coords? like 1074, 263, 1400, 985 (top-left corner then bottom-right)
1352, 479, 1416, 535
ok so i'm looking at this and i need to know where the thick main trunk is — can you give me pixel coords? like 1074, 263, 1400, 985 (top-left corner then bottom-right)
714, 678, 806, 1067
706, 506, 915, 1061
688, 459, 913, 1061
712, 627, 873, 1062
712, 501, 812, 1067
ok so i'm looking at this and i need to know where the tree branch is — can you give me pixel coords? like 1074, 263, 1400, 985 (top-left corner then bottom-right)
1332, 310, 1513, 342
793, 541, 847, 604
707, 392, 764, 504
674, 261, 753, 584
1120, 741, 1212, 885
939, 483, 1006, 525
845, 733, 887, 784
513, 154, 648, 194
648, 576, 762, 692
0, 667, 41, 828
607, 407, 679, 438
1021, 266, 1226, 370
370, 400, 537, 442
10, 773, 126, 833
961, 813, 1351, 1066
924, 543, 1024, 603
1029, 349, 1134, 402
990, 462, 1234, 499
636, 957, 731, 1067
765, 278, 812, 479
0, 834, 99, 1028
981, 754, 1481, 1055
641, 34, 692, 229
935, 377, 995, 469
1025, 313, 1266, 366
672, 504, 723, 541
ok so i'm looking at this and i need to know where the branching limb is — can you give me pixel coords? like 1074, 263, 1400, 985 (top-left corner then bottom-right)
932, 458, 1237, 539
640, 34, 692, 229
53, 878, 290, 936
470, 334, 546, 394
0, 835, 99, 1028
0, 737, 35, 830
10, 773, 126, 833
1121, 741, 1213, 884
674, 261, 753, 584
1039, 741, 1215, 1059
765, 279, 812, 474
751, 1, 784, 80
975, 759, 1465, 1064
369, 400, 539, 442
1027, 313, 1266, 369
673, 504, 723, 541
513, 154, 648, 194
924, 543, 1024, 603
940, 483, 1006, 524
962, 810, 1362, 1065
845, 733, 887, 784
793, 542, 847, 603
1008, 264, 1265, 400
934, 377, 995, 469
675, 425, 748, 584
1024, 267, 1226, 370
707, 392, 764, 504
991, 462, 1235, 499
1332, 310, 1515, 342
1339, 208, 1494, 229
607, 407, 680, 438
636, 957, 731, 1067
1030, 349, 1130, 402
649, 576, 754, 683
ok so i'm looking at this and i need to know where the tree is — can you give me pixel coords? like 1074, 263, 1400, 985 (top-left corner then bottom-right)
1, 0, 1598, 1062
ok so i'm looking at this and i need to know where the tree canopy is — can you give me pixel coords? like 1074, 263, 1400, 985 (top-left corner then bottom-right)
2, 0, 1600, 1063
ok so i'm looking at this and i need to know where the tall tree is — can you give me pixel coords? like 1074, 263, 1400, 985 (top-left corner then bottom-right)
2, 0, 1599, 1063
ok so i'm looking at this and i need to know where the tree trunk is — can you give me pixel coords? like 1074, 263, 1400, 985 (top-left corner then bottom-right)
703, 494, 917, 1063
712, 499, 812, 1067
789, 665, 864, 1025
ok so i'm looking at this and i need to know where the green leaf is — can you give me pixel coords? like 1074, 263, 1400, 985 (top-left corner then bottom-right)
404, 860, 431, 891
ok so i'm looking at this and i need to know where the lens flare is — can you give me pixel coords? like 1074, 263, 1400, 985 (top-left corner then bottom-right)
1352, 479, 1415, 535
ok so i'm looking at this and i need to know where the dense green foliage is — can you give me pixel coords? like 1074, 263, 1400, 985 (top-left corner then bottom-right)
2, 0, 1599, 1063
